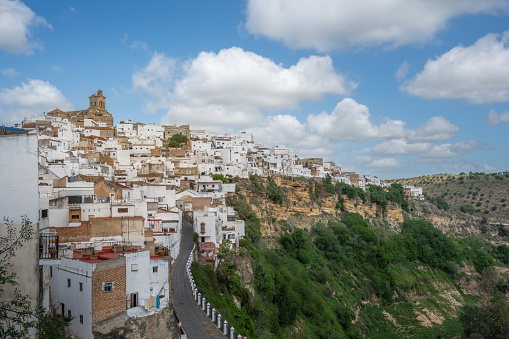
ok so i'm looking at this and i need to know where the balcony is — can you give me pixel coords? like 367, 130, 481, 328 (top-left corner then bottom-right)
39, 232, 59, 259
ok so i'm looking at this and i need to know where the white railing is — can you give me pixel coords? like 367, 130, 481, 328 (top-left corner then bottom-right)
186, 245, 244, 339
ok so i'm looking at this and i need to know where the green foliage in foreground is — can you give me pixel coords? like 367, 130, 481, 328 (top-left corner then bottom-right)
197, 198, 507, 338
459, 299, 509, 339
1, 217, 71, 338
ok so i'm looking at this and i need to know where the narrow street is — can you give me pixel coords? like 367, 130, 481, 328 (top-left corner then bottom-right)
172, 219, 225, 339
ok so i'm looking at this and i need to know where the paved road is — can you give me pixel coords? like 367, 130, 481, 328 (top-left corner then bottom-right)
172, 219, 224, 339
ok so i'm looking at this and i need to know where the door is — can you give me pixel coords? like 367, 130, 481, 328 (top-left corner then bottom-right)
130, 292, 138, 308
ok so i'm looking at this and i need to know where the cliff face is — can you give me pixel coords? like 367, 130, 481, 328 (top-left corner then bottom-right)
236, 176, 404, 236
236, 175, 492, 239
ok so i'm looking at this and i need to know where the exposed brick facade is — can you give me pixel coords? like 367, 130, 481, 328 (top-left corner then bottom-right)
91, 258, 126, 323
94, 180, 123, 201
51, 217, 144, 243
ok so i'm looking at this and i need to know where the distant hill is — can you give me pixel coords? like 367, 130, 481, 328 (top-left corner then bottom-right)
396, 172, 509, 223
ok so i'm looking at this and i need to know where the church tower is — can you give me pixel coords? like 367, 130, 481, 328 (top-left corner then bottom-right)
88, 90, 106, 112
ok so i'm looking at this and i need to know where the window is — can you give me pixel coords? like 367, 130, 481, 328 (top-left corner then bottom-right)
41, 209, 48, 218
79, 282, 83, 291
50, 266, 52, 278
152, 266, 158, 273
80, 315, 83, 324
103, 282, 113, 292
71, 215, 80, 220
200, 222, 205, 233
117, 208, 128, 213
131, 264, 138, 271
67, 279, 71, 288
68, 310, 71, 318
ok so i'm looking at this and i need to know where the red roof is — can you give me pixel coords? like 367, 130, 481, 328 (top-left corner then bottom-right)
150, 255, 164, 260
115, 182, 132, 189
87, 135, 107, 141
97, 252, 116, 260
199, 242, 215, 249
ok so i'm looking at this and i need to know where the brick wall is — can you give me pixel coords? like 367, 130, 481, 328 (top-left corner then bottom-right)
94, 180, 122, 200
50, 222, 90, 242
92, 258, 126, 323
51, 217, 145, 243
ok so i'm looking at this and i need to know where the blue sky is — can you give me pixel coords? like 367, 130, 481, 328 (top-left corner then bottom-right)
1, 0, 509, 179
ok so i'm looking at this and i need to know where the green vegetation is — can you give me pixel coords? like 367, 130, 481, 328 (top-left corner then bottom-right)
212, 173, 230, 183
399, 171, 509, 220
248, 175, 287, 205
194, 194, 509, 338
459, 299, 509, 339
426, 195, 450, 210
335, 182, 366, 203
168, 133, 188, 147
1, 217, 71, 338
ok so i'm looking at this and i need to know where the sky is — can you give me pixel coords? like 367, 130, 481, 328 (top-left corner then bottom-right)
1, 0, 509, 179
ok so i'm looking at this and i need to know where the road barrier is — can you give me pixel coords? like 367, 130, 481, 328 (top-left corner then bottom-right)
186, 244, 245, 339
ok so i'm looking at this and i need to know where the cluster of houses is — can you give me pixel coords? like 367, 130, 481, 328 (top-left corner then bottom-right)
1, 90, 422, 338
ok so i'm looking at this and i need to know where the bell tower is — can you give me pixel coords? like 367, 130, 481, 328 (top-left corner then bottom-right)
88, 90, 106, 111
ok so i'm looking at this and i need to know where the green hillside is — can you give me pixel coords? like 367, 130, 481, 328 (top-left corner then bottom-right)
397, 172, 509, 223
191, 176, 509, 338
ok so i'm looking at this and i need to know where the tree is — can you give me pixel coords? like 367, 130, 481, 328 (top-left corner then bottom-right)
0, 217, 71, 338
0, 216, 38, 338
168, 133, 188, 147
459, 305, 489, 338
486, 299, 509, 338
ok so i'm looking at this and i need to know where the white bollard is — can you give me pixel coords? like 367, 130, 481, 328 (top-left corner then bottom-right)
237, 335, 242, 339
223, 320, 228, 336
198, 293, 201, 304
217, 314, 222, 327
212, 308, 216, 323
202, 297, 206, 311
207, 303, 211, 317
230, 327, 235, 339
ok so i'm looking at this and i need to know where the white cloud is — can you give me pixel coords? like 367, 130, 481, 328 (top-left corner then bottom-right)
451, 162, 497, 173
419, 140, 479, 161
245, 0, 509, 51
132, 52, 176, 114
372, 139, 431, 156
0, 79, 73, 123
0, 0, 51, 54
307, 98, 405, 141
401, 31, 509, 103
162, 47, 355, 130
408, 116, 459, 142
130, 40, 149, 52
51, 65, 63, 72
1, 68, 21, 77
348, 155, 402, 170
486, 109, 509, 125
370, 158, 403, 169
395, 61, 409, 81
246, 114, 335, 158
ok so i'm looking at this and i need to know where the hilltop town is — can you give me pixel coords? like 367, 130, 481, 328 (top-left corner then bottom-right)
0, 90, 424, 338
